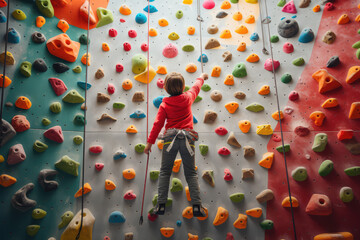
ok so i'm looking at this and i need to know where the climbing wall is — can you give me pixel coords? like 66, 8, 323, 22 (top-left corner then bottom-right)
0, 0, 359, 240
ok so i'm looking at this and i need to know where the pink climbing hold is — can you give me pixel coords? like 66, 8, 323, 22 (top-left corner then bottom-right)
89, 145, 103, 154
282, 0, 297, 13
79, 0, 96, 25
107, 83, 115, 94
120, 19, 126, 23
283, 42, 294, 53
128, 29, 137, 38
141, 43, 149, 52
44, 126, 64, 143
7, 144, 26, 165
272, 134, 282, 142
203, 0, 215, 10
123, 42, 131, 51
49, 77, 67, 96
95, 163, 104, 171
162, 43, 178, 58
124, 190, 136, 200
215, 126, 228, 136
108, 28, 117, 37
224, 169, 233, 181
226, 232, 234, 240
264, 59, 280, 72
157, 78, 164, 88
324, 2, 334, 11
116, 64, 124, 73
288, 91, 299, 101
218, 147, 231, 156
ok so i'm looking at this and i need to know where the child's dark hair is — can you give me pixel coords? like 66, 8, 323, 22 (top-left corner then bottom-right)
164, 72, 185, 96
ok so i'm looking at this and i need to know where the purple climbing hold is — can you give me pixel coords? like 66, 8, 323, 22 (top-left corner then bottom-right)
162, 43, 178, 58
264, 59, 280, 72
7, 144, 26, 165
203, 0, 215, 9
282, 0, 297, 13
49, 78, 67, 96
43, 126, 64, 143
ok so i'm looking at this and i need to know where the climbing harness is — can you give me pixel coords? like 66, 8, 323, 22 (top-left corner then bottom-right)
166, 129, 195, 156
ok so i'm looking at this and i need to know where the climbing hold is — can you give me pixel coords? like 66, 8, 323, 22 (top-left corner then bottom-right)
50, 102, 62, 113
223, 168, 233, 181
233, 214, 247, 229
258, 85, 270, 95
326, 56, 340, 68
256, 189, 274, 203
309, 111, 326, 127
11, 115, 30, 132
314, 232, 354, 240
157, 78, 164, 88
141, 43, 149, 52
158, 18, 168, 27
246, 208, 262, 218
36, 0, 54, 18
57, 19, 69, 33
35, 16, 45, 28
205, 38, 220, 49
116, 64, 124, 73
89, 145, 103, 154
119, 4, 131, 15
78, 0, 96, 25
339, 187, 353, 203
283, 42, 294, 53
187, 26, 195, 35
232, 63, 247, 78
210, 90, 222, 102
152, 194, 173, 207
15, 96, 31, 110
153, 96, 164, 108
126, 125, 138, 134
259, 152, 274, 169
130, 110, 146, 119
221, 0, 231, 9
58, 211, 74, 229
163, 43, 178, 58
143, 5, 158, 13
46, 34, 80, 62
250, 33, 259, 41
232, 12, 243, 22
338, 14, 350, 25
234, 91, 246, 100
202, 170, 215, 186
63, 90, 85, 103
0, 10, 6, 23
242, 168, 254, 179
299, 0, 311, 8
131, 54, 147, 74
282, 0, 297, 13
318, 159, 334, 177
135, 143, 145, 153
160, 228, 174, 238
199, 144, 209, 156
218, 147, 231, 156
222, 51, 232, 62
32, 58, 47, 72
256, 125, 273, 135
344, 66, 360, 84
292, 57, 305, 66
0, 174, 16, 187
124, 233, 134, 240
7, 144, 26, 165
19, 61, 32, 77
203, 110, 217, 123
246, 53, 260, 63
224, 74, 234, 85
96, 8, 114, 28
79, 34, 89, 45
298, 28, 315, 43
104, 179, 116, 191
227, 132, 241, 148
238, 120, 251, 133
260, 220, 274, 230
201, 84, 211, 92
321, 98, 338, 108
37, 169, 57, 191
322, 30, 336, 44
157, 65, 167, 75
173, 159, 182, 173
5, 28, 20, 44
0, 75, 11, 88
135, 13, 147, 24
306, 194, 332, 215
170, 178, 183, 192
203, 0, 215, 9
264, 58, 280, 72
344, 166, 360, 176
272, 111, 284, 121
220, 29, 232, 39
270, 35, 279, 43
95, 68, 105, 79
291, 166, 308, 181
168, 32, 180, 41
245, 15, 255, 24
11, 183, 36, 212
0, 51, 15, 65
32, 208, 47, 220
80, 53, 91, 65
198, 53, 208, 63
246, 103, 264, 112
277, 18, 299, 38
123, 190, 136, 200
73, 65, 82, 73
211, 66, 221, 77
150, 170, 160, 181
349, 102, 360, 119
61, 209, 94, 239
337, 129, 353, 141
55, 155, 79, 176
41, 118, 51, 126
230, 193, 244, 203
53, 62, 69, 73
312, 5, 321, 12
282, 196, 299, 207
288, 91, 299, 101
216, 11, 228, 18
243, 146, 255, 158
12, 9, 26, 20
182, 45, 195, 52
109, 211, 126, 223
188, 233, 198, 240
74, 183, 92, 198
207, 24, 218, 34
182, 206, 193, 219
26, 225, 40, 237
213, 207, 229, 226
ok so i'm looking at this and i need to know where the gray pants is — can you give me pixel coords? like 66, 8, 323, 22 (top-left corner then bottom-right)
157, 133, 201, 205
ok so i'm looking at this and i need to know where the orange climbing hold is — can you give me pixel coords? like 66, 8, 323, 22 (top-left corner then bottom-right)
160, 228, 174, 238
309, 111, 326, 126
188, 233, 199, 240
15, 96, 32, 110
0, 74, 12, 88
57, 19, 70, 33
233, 11, 243, 21
282, 196, 299, 207
122, 79, 133, 90
258, 152, 274, 169
74, 183, 92, 198
271, 111, 284, 121
149, 28, 158, 37
225, 102, 239, 114
258, 85, 270, 95
246, 53, 260, 63
196, 206, 208, 220
355, 14, 360, 22
123, 168, 136, 180
312, 69, 342, 94
79, 0, 96, 25
337, 14, 350, 24
0, 0, 7, 8
53, 0, 69, 7
235, 25, 248, 34
105, 179, 116, 190
185, 186, 191, 201
187, 26, 195, 35
213, 207, 229, 226
238, 120, 251, 133
211, 66, 221, 77
245, 15, 255, 24
46, 34, 80, 63
224, 74, 234, 86
221, 0, 231, 9
173, 159, 182, 173
102, 43, 110, 51
313, 5, 320, 12
158, 18, 169, 27
156, 65, 167, 75
237, 42, 246, 52
119, 4, 131, 15
321, 98, 338, 108
182, 206, 193, 219
345, 66, 360, 84
36, 16, 46, 28
157, 140, 164, 150
233, 213, 247, 229
186, 63, 197, 73
126, 125, 138, 133
349, 102, 360, 119
246, 208, 262, 218
0, 174, 17, 187
81, 53, 91, 66
314, 232, 353, 240
220, 30, 232, 39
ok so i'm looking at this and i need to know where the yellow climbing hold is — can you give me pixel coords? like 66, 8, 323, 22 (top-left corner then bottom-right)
0, 155, 4, 163
245, 0, 258, 3
183, 0, 193, 4
220, 30, 232, 39
235, 25, 248, 34
282, 196, 299, 207
134, 66, 156, 84
168, 32, 180, 40
256, 124, 273, 135
158, 18, 169, 27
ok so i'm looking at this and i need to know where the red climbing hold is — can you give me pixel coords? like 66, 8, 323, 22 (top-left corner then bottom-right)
224, 169, 233, 181
305, 194, 332, 216
128, 30, 137, 38
283, 42, 294, 53
108, 28, 117, 37
294, 126, 310, 136
44, 126, 64, 143
0, 0, 7, 8
271, 134, 281, 142
226, 232, 234, 240
95, 163, 104, 171
89, 145, 103, 154
148, 212, 158, 222
218, 147, 231, 156
141, 43, 149, 52
107, 83, 115, 94
157, 78, 164, 88
215, 126, 228, 136
123, 190, 136, 200
324, 2, 334, 11
123, 42, 131, 51
288, 91, 299, 101
120, 19, 126, 23
116, 64, 124, 73
337, 129, 353, 140
49, 77, 67, 96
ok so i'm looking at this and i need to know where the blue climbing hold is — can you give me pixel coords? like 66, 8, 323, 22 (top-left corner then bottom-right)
193, 115, 198, 124
149, 0, 155, 1
176, 220, 182, 226
6, 28, 20, 44
143, 5, 158, 13
153, 96, 165, 108
292, 15, 297, 18
77, 81, 92, 90
113, 150, 127, 160
0, 10, 6, 23
109, 211, 126, 223
298, 28, 314, 43
135, 13, 147, 24
130, 110, 146, 119
250, 32, 259, 41
198, 54, 208, 63
281, 17, 285, 21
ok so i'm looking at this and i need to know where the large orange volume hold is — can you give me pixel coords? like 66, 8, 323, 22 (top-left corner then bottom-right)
312, 69, 342, 94
46, 34, 80, 62
349, 102, 360, 119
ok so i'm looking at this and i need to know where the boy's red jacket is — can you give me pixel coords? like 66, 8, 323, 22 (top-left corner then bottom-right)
147, 77, 204, 144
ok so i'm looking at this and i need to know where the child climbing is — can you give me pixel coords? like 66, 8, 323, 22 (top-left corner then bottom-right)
144, 72, 208, 216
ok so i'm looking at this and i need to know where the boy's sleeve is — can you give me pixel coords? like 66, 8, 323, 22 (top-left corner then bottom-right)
147, 104, 167, 144
186, 77, 204, 103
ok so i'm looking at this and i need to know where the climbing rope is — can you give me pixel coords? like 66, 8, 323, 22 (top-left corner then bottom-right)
262, 0, 298, 239
197, 0, 204, 73
139, 0, 151, 225
76, 0, 91, 239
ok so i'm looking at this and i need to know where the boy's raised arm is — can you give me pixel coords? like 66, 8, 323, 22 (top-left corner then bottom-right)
186, 73, 208, 102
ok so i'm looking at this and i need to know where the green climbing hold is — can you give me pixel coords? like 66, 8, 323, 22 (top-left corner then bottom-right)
96, 8, 114, 28
36, 0, 54, 18
182, 45, 195, 52
152, 194, 173, 207
20, 61, 32, 77
41, 118, 51, 126
131, 54, 147, 74
246, 103, 264, 112
184, 85, 190, 92
79, 34, 90, 45
72, 65, 82, 73
232, 63, 247, 78
340, 187, 353, 203
281, 73, 292, 83
230, 0, 239, 3
73, 135, 83, 145
270, 35, 279, 43
175, 10, 183, 19
194, 95, 202, 103
312, 133, 328, 152
55, 155, 80, 176
135, 143, 145, 153
277, 0, 286, 7
291, 166, 307, 181
352, 41, 360, 49
318, 160, 333, 177
170, 178, 183, 192
229, 193, 245, 203
292, 57, 305, 66
260, 220, 274, 230
73, 114, 86, 125
26, 225, 40, 237
32, 208, 47, 220
199, 144, 209, 156
58, 211, 74, 229
50, 102, 62, 113
201, 84, 211, 92
358, 29, 360, 34
113, 102, 125, 109
344, 166, 360, 176
150, 170, 160, 180
202, 238, 214, 240
62, 89, 85, 103
276, 144, 290, 153
356, 48, 360, 60
168, 32, 180, 40
33, 140, 48, 153
12, 9, 27, 20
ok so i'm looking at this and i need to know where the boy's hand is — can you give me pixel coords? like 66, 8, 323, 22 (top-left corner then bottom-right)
200, 73, 208, 80
144, 143, 152, 155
